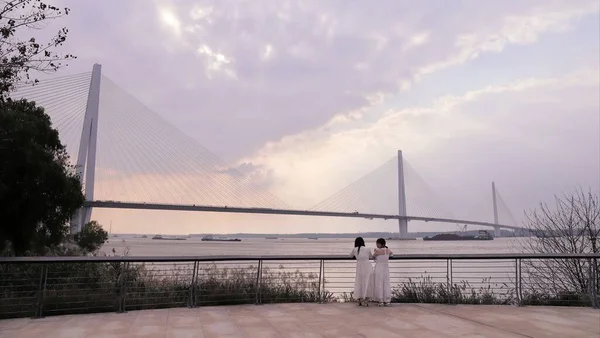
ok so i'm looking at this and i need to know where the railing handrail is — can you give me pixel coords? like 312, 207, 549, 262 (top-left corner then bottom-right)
1, 253, 599, 264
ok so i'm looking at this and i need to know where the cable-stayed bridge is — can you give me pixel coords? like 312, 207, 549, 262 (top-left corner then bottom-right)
10, 64, 522, 238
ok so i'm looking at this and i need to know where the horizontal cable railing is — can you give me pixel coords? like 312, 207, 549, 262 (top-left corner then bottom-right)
1, 254, 598, 319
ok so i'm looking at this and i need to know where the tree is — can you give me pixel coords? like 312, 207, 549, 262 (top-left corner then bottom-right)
74, 221, 108, 253
0, 98, 84, 255
1, 0, 75, 98
520, 188, 600, 304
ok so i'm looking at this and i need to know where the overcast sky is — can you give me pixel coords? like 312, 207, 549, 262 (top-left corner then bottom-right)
28, 0, 600, 235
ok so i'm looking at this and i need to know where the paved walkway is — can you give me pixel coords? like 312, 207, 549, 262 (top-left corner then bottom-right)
0, 303, 598, 337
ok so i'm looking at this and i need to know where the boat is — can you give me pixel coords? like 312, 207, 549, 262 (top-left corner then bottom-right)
152, 235, 187, 240
423, 230, 493, 241
265, 237, 278, 240
308, 237, 318, 240
201, 235, 241, 242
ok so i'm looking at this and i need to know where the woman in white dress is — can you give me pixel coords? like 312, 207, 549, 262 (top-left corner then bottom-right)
371, 238, 393, 306
350, 237, 373, 306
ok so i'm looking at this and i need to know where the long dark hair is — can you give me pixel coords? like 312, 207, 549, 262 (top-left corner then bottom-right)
376, 238, 388, 249
354, 237, 365, 255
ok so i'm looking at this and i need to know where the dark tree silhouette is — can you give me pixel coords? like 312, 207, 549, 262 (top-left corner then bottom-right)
0, 98, 84, 254
74, 221, 108, 253
0, 0, 75, 98
520, 189, 600, 304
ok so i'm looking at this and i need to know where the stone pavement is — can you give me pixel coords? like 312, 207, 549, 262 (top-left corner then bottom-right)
0, 303, 598, 337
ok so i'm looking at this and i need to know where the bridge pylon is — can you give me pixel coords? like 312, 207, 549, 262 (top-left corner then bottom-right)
70, 64, 102, 234
397, 150, 409, 238
492, 181, 501, 238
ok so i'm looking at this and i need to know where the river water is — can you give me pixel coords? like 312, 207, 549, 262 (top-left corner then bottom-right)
99, 237, 526, 300
100, 237, 520, 256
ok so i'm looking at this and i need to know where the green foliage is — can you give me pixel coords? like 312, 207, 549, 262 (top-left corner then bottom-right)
74, 221, 108, 253
339, 275, 592, 307
0, 98, 84, 255
1, 0, 76, 97
0, 259, 334, 318
389, 276, 513, 305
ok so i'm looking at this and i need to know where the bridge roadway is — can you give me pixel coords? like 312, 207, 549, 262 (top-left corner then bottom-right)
85, 200, 524, 231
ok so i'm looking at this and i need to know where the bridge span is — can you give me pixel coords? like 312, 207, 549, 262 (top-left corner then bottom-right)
85, 200, 524, 231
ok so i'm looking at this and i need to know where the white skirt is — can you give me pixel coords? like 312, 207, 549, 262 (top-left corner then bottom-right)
353, 260, 373, 299
368, 262, 391, 303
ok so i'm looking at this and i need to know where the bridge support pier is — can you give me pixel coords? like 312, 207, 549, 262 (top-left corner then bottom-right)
494, 226, 501, 238
398, 219, 408, 239
70, 64, 102, 234
397, 150, 409, 239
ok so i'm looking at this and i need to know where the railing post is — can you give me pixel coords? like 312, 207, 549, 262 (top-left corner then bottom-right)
515, 258, 523, 307
318, 259, 323, 304
189, 261, 198, 308
34, 264, 48, 319
589, 258, 598, 309
594, 258, 599, 309
447, 259, 453, 305
321, 260, 326, 303
255, 260, 262, 305
518, 259, 524, 306
118, 262, 128, 313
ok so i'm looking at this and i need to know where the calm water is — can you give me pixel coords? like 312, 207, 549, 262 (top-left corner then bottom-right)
100, 237, 523, 298
100, 237, 520, 256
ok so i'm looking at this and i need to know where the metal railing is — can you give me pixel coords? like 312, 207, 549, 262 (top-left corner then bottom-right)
1, 253, 598, 319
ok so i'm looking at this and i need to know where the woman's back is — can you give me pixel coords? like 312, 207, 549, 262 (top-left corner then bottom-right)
351, 246, 373, 302
374, 248, 390, 263
371, 247, 392, 305
351, 247, 371, 261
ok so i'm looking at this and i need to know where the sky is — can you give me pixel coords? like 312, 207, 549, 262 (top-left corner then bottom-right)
19, 0, 600, 235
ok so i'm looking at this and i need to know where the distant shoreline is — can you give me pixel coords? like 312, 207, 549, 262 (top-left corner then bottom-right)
111, 230, 522, 239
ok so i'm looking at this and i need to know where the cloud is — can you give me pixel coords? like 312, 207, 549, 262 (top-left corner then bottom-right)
53, 0, 599, 160
195, 44, 236, 79
157, 6, 182, 37
418, 1, 600, 77
242, 68, 600, 221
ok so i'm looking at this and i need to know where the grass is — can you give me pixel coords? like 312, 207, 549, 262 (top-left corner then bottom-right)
341, 274, 595, 307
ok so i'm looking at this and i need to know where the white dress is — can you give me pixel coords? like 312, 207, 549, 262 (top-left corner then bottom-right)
369, 248, 392, 303
350, 246, 373, 299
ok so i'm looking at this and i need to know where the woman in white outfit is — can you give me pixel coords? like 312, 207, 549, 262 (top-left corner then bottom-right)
371, 238, 393, 306
350, 237, 373, 306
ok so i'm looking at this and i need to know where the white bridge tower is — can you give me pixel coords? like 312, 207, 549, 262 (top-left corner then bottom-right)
397, 150, 409, 238
70, 64, 102, 234
492, 181, 501, 238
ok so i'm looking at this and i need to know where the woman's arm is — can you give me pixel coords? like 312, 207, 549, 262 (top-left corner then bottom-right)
349, 248, 356, 258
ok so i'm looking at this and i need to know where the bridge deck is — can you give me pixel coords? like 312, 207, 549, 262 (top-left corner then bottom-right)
86, 201, 524, 231
1, 303, 598, 337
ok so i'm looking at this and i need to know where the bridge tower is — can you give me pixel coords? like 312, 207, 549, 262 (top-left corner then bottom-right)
491, 181, 501, 238
70, 64, 102, 234
397, 150, 409, 238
